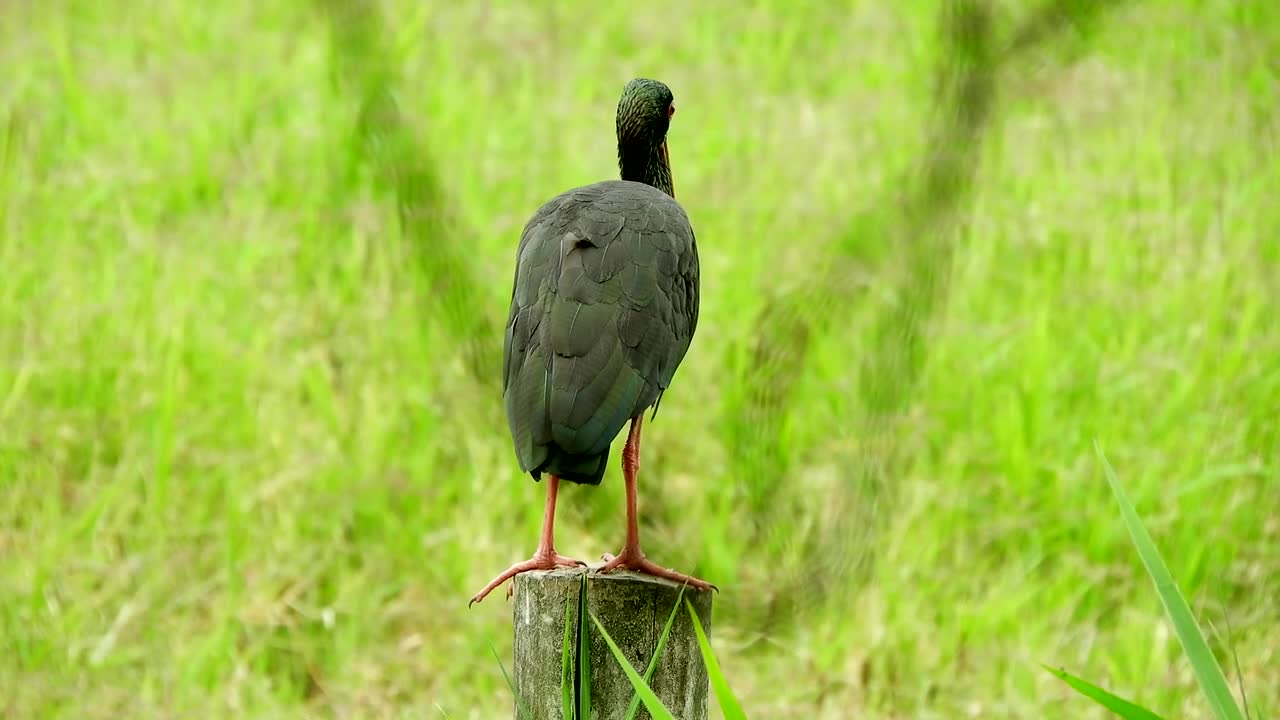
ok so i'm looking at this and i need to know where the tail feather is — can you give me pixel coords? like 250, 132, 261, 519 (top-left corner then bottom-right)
533, 446, 610, 486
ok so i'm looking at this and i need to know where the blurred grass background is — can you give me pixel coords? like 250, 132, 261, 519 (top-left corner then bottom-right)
1, 0, 1277, 718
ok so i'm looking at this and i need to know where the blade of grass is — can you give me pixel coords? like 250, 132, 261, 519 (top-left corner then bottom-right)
685, 599, 748, 720
1042, 664, 1167, 720
624, 585, 687, 720
489, 644, 532, 720
577, 574, 590, 720
1095, 443, 1245, 720
1207, 610, 1254, 720
589, 612, 676, 720
562, 589, 575, 720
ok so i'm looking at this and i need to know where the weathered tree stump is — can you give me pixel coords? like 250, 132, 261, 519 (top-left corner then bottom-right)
512, 567, 714, 719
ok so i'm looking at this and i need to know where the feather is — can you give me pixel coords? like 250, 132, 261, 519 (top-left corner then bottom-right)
502, 180, 699, 485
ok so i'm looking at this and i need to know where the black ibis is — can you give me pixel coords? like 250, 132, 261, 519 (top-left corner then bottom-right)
470, 78, 712, 606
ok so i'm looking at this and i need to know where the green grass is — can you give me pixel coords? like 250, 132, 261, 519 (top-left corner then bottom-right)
1045, 447, 1252, 720
2, 0, 1278, 718
592, 610, 678, 720
625, 585, 686, 720
1044, 664, 1169, 720
687, 599, 748, 720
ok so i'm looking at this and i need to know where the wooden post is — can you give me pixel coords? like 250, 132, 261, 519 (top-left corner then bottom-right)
512, 567, 714, 720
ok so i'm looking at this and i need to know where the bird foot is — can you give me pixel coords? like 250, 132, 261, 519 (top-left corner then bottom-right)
599, 547, 717, 592
469, 551, 587, 607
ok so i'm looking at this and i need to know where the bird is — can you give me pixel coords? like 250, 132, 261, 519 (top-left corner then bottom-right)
469, 78, 713, 606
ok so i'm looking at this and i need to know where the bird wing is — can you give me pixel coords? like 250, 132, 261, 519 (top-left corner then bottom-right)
503, 181, 699, 474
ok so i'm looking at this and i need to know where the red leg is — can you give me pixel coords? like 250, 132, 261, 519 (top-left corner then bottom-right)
469, 475, 585, 607
599, 416, 715, 591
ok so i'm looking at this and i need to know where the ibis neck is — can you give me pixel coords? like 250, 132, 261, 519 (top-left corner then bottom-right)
619, 140, 675, 198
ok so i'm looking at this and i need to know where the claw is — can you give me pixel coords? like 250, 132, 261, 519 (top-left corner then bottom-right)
469, 552, 588, 607
598, 546, 716, 592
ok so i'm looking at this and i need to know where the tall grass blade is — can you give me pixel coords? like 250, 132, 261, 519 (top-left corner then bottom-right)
685, 599, 748, 720
1042, 664, 1167, 719
590, 613, 676, 720
1208, 611, 1254, 720
1095, 443, 1245, 720
624, 585, 687, 720
577, 574, 591, 720
562, 590, 576, 720
490, 644, 532, 720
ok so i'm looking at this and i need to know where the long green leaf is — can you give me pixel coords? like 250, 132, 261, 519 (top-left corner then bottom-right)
490, 644, 532, 720
562, 590, 575, 720
685, 600, 748, 720
1042, 664, 1167, 720
590, 613, 676, 720
625, 586, 687, 720
577, 574, 591, 720
1095, 444, 1245, 720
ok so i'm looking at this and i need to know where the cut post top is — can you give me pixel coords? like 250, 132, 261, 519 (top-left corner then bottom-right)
511, 568, 715, 720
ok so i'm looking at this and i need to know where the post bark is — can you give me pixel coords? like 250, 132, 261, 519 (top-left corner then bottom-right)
512, 567, 714, 719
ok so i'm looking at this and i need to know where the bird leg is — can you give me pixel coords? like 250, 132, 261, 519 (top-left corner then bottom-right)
469, 474, 586, 607
599, 416, 716, 592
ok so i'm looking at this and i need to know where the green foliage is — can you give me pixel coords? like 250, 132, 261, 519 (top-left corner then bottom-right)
1046, 451, 1252, 719
591, 613, 678, 720
624, 585, 686, 720
1044, 664, 1166, 720
492, 645, 533, 720
687, 600, 748, 720
1096, 449, 1247, 720
2, 0, 1278, 717
562, 588, 576, 720
578, 575, 592, 719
